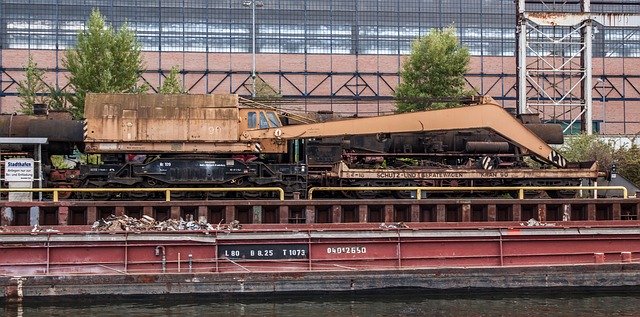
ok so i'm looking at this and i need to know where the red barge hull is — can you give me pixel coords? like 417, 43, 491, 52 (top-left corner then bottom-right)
2, 198, 640, 300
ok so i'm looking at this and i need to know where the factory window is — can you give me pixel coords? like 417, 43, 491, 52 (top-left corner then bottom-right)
247, 112, 257, 129
266, 112, 281, 128
259, 112, 269, 129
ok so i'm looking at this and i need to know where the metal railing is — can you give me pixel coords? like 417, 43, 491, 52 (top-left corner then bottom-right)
0, 185, 629, 202
307, 186, 629, 200
0, 187, 285, 202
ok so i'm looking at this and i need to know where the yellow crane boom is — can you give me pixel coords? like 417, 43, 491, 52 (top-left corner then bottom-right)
240, 97, 567, 168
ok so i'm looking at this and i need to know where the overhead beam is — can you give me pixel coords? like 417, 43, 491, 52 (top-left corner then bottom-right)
525, 13, 640, 27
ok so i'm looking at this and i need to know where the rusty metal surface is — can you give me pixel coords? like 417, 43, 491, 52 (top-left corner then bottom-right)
82, 93, 289, 154
332, 161, 600, 179
3, 259, 640, 299
243, 101, 568, 167
2, 226, 640, 277
84, 94, 238, 151
525, 12, 640, 27
8, 193, 640, 300
1, 197, 639, 227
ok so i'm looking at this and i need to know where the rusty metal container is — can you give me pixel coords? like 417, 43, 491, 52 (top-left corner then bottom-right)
82, 93, 287, 154
84, 93, 240, 143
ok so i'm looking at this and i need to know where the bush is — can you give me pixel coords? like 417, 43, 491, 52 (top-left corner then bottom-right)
560, 134, 640, 186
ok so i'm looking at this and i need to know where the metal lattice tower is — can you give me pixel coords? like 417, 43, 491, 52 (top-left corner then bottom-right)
516, 0, 640, 134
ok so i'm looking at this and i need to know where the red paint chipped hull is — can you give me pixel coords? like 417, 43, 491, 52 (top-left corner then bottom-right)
2, 198, 640, 299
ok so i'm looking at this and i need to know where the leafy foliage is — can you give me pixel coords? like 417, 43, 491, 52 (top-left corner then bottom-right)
63, 9, 145, 118
159, 66, 184, 94
560, 133, 640, 186
17, 55, 48, 114
47, 86, 70, 111
254, 76, 282, 101
616, 144, 640, 186
395, 27, 471, 112
560, 134, 616, 170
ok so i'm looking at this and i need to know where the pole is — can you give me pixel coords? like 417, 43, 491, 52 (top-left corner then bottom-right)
601, 77, 605, 127
516, 0, 527, 115
582, 0, 593, 134
251, 1, 257, 98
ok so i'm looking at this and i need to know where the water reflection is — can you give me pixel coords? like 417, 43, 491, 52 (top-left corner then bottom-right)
4, 289, 640, 317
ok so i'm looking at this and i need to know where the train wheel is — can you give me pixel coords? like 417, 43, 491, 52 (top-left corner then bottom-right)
141, 179, 162, 200
127, 183, 149, 200
354, 191, 376, 199
390, 181, 418, 199
90, 191, 111, 200
340, 191, 358, 199
354, 181, 379, 199
242, 189, 262, 199
546, 190, 578, 199
393, 190, 417, 199
206, 191, 226, 200
283, 180, 306, 199
186, 191, 204, 200
54, 186, 73, 200
170, 191, 186, 200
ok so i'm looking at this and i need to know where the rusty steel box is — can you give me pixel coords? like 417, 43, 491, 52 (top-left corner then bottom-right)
84, 93, 240, 143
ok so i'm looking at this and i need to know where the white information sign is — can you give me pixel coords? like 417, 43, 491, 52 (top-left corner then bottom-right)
4, 158, 35, 182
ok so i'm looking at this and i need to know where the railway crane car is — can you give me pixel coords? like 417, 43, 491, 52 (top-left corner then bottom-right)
2, 93, 601, 199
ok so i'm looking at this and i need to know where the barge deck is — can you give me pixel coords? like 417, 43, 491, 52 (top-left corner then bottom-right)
2, 198, 639, 226
2, 198, 640, 300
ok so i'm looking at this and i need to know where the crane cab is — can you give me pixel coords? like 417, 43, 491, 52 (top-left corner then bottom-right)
240, 109, 283, 130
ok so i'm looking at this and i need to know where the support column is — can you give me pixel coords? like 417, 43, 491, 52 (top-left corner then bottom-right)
115, 206, 125, 217
225, 205, 235, 223
410, 204, 420, 222
537, 204, 547, 222
359, 205, 368, 223
613, 203, 621, 220
279, 206, 289, 224
582, 0, 593, 133
384, 205, 394, 223
58, 206, 69, 225
253, 205, 263, 224
331, 205, 342, 223
170, 206, 180, 220
143, 206, 153, 218
587, 204, 596, 221
197, 206, 208, 223
487, 204, 497, 222
29, 206, 40, 226
461, 204, 471, 222
1, 207, 13, 226
512, 204, 522, 222
436, 205, 446, 222
87, 206, 97, 224
305, 206, 316, 224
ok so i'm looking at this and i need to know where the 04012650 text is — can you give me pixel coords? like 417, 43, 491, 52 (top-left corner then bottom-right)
326, 246, 367, 254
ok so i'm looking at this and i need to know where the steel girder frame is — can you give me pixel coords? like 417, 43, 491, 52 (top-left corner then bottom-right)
0, 67, 517, 115
516, 0, 640, 134
3, 66, 640, 111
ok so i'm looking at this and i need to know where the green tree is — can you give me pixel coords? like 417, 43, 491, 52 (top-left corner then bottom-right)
158, 66, 184, 94
395, 27, 471, 112
63, 9, 146, 118
17, 55, 48, 114
618, 144, 640, 186
47, 86, 70, 111
559, 134, 616, 170
560, 134, 640, 186
254, 76, 282, 102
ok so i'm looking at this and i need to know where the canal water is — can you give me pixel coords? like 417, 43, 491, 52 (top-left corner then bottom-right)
4, 289, 640, 316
